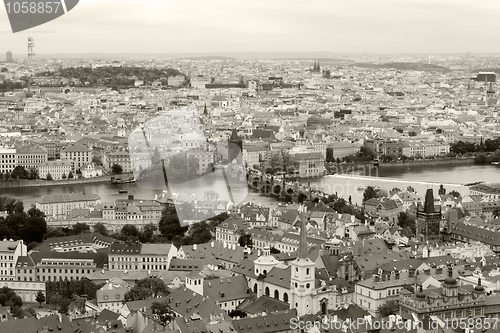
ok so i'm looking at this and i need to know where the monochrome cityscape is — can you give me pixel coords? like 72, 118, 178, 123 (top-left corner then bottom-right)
1, 1, 500, 333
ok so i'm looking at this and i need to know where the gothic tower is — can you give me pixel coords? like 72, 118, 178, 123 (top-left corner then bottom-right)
228, 129, 243, 162
290, 218, 315, 316
416, 189, 442, 240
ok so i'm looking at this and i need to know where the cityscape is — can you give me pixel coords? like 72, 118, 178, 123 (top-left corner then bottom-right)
1, 2, 500, 333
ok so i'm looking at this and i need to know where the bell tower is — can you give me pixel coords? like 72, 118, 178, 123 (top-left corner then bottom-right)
290, 218, 315, 316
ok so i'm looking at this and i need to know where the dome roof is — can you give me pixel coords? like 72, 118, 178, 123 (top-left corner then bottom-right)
416, 291, 426, 299
444, 276, 457, 285
475, 285, 485, 292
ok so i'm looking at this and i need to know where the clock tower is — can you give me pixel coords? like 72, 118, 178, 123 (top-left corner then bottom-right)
290, 218, 315, 316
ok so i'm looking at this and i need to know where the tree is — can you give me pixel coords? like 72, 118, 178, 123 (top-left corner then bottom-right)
62, 173, 67, 179
270, 247, 280, 254
25, 306, 37, 318
124, 278, 167, 303
11, 166, 29, 179
408, 131, 417, 137
378, 300, 399, 317
7, 294, 22, 308
36, 290, 46, 308
151, 301, 175, 326
237, 230, 253, 248
474, 153, 488, 164
187, 155, 199, 175
449, 190, 461, 198
140, 223, 157, 243
397, 212, 416, 235
11, 305, 24, 318
69, 294, 86, 314
46, 173, 53, 181
93, 222, 108, 237
112, 164, 123, 174
122, 224, 139, 237
363, 186, 378, 202
28, 169, 38, 180
183, 221, 212, 245
158, 206, 188, 241
266, 150, 299, 176
228, 309, 247, 318
68, 171, 74, 179
50, 294, 71, 314
72, 222, 90, 235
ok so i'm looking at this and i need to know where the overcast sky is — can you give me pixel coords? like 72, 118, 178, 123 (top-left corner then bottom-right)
2, 0, 500, 56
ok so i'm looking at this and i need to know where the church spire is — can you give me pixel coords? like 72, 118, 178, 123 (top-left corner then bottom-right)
299, 217, 308, 259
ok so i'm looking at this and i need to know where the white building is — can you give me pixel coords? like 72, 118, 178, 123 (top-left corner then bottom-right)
38, 160, 72, 180
0, 239, 27, 281
0, 146, 16, 174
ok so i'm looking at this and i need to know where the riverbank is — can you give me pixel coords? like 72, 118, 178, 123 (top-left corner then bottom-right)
379, 157, 475, 168
327, 157, 475, 174
0, 174, 134, 189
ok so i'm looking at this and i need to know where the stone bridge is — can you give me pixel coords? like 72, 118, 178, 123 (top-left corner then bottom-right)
246, 173, 328, 203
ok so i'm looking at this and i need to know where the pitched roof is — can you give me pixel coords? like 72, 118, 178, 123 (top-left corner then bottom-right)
237, 295, 289, 315
203, 275, 250, 302
36, 192, 101, 204
233, 309, 298, 333
165, 287, 226, 322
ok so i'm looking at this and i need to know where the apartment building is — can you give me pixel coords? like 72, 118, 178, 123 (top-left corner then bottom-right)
61, 145, 93, 172
293, 152, 325, 177
35, 192, 101, 216
15, 146, 48, 171
0, 280, 46, 303
0, 240, 27, 281
399, 266, 488, 321
365, 139, 403, 157
470, 184, 500, 201
103, 150, 132, 173
355, 257, 462, 316
401, 141, 450, 158
38, 160, 72, 180
96, 278, 130, 314
16, 252, 108, 282
103, 195, 163, 224
327, 141, 360, 160
0, 146, 16, 174
108, 243, 178, 273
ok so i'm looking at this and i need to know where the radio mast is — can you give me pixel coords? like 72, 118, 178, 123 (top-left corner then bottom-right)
28, 36, 35, 62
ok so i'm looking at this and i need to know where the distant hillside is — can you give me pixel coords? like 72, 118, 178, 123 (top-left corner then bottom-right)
472, 68, 500, 74
352, 62, 451, 72
177, 56, 236, 61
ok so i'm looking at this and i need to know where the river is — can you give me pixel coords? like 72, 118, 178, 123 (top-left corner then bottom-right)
0, 164, 497, 209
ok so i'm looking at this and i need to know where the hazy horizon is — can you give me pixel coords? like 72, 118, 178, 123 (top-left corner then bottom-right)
1, 0, 500, 55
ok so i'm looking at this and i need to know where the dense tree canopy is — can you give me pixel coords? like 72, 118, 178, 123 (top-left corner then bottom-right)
151, 301, 175, 326
37, 66, 187, 87
123, 278, 168, 303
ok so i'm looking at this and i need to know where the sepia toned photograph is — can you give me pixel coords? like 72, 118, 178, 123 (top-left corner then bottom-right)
0, 0, 500, 332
